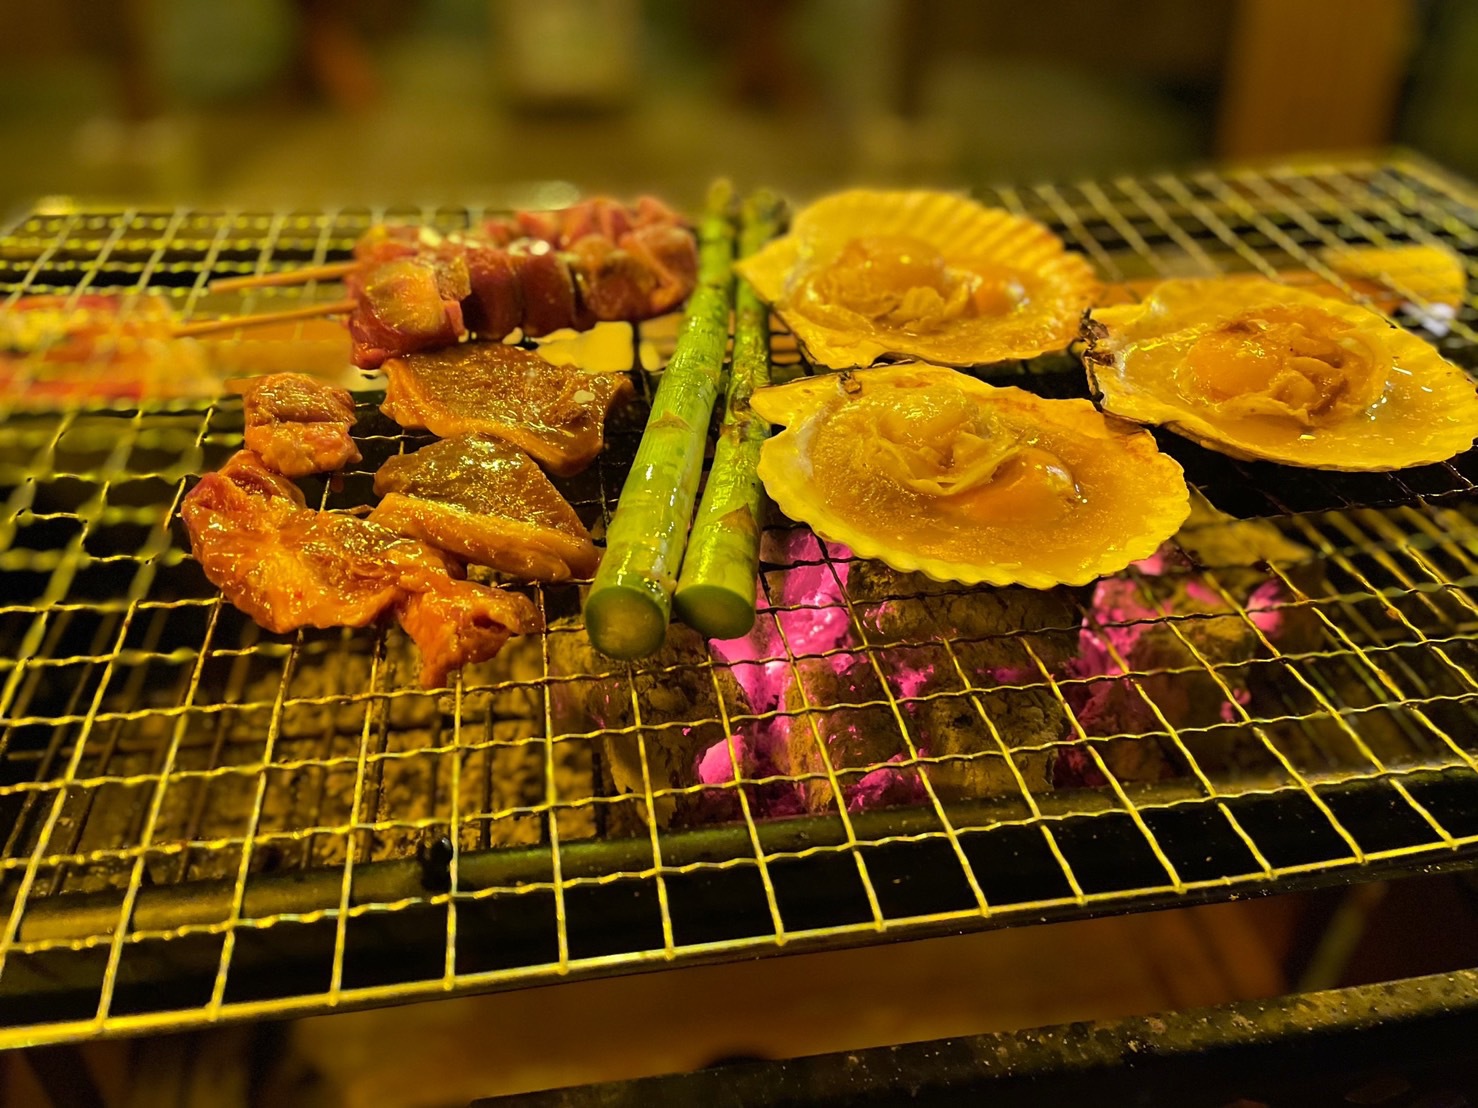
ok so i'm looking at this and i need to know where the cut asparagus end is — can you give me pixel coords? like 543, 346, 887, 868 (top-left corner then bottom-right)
581, 179, 738, 660
673, 579, 757, 642
584, 583, 670, 660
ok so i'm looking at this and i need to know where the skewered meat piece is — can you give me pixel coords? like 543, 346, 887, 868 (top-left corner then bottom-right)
345, 251, 471, 370
484, 196, 684, 249
380, 342, 632, 476
231, 372, 362, 477
370, 434, 600, 581
342, 198, 696, 367
182, 450, 540, 687
198, 199, 696, 368
486, 197, 699, 325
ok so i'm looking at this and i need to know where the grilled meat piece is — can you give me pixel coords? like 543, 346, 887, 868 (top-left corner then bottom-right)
508, 247, 590, 338
347, 254, 470, 368
182, 450, 540, 687
483, 196, 686, 251
232, 372, 362, 477
380, 342, 632, 476
370, 434, 599, 581
344, 198, 698, 368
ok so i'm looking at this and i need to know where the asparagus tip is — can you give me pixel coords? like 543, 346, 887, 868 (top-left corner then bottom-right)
706, 178, 737, 217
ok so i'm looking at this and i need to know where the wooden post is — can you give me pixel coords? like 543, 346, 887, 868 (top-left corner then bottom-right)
1217, 0, 1416, 158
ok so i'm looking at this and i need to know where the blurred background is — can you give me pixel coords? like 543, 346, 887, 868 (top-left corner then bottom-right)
1, 0, 1477, 215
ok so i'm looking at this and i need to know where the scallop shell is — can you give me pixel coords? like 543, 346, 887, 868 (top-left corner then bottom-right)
737, 190, 1100, 369
751, 364, 1190, 589
1084, 277, 1478, 471
1318, 243, 1467, 307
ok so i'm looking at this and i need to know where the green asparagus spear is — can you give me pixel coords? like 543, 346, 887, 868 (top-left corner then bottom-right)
673, 190, 786, 640
583, 181, 737, 659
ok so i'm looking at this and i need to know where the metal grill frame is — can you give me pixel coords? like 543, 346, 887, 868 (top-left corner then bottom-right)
3, 152, 1478, 1048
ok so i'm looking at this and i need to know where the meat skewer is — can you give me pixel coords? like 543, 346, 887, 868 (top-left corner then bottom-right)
177, 197, 701, 369
170, 298, 359, 338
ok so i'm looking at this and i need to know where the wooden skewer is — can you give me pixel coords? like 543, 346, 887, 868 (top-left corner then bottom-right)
171, 298, 357, 337
209, 261, 359, 293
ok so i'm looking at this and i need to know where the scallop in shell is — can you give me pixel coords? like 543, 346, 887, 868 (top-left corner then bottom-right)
1083, 277, 1478, 470
750, 364, 1190, 588
737, 190, 1099, 369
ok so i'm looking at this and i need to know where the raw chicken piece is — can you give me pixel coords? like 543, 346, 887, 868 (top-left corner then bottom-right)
182, 450, 540, 687
232, 373, 362, 477
380, 342, 632, 476
371, 434, 599, 581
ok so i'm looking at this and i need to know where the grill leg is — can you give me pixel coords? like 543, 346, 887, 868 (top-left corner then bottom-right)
22, 1046, 105, 1108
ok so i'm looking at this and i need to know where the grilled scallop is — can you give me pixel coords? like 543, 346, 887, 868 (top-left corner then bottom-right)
1083, 277, 1478, 470
750, 364, 1190, 588
737, 190, 1099, 369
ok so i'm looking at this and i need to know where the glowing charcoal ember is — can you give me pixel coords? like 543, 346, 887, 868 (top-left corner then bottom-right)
779, 658, 907, 812
847, 754, 926, 813
695, 734, 751, 784
1060, 507, 1320, 787
1067, 570, 1268, 783
891, 665, 933, 701
692, 733, 805, 819
847, 561, 1071, 802
712, 533, 855, 717
762, 557, 1074, 813
1247, 581, 1285, 637
1220, 687, 1254, 724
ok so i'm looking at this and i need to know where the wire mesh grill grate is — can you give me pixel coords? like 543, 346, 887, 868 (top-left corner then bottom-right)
2, 155, 1478, 1047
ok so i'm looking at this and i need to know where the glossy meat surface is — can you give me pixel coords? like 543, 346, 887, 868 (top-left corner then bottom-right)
234, 372, 362, 477
182, 450, 540, 687
343, 200, 696, 360
371, 434, 599, 581
379, 342, 632, 476
347, 255, 470, 369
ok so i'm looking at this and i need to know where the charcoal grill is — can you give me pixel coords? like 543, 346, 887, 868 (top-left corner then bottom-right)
3, 153, 1478, 1051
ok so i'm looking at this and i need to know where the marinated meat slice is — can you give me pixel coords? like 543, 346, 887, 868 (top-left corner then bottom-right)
371, 434, 599, 581
182, 450, 540, 687
347, 255, 470, 369
232, 372, 362, 477
396, 582, 537, 688
380, 342, 632, 476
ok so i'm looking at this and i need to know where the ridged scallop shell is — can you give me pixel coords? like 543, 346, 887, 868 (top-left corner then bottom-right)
1084, 277, 1478, 471
1318, 243, 1467, 307
750, 364, 1190, 588
737, 190, 1100, 369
